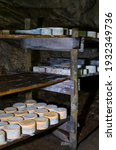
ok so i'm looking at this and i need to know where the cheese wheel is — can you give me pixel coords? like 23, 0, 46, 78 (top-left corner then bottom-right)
35, 103, 47, 109
44, 112, 59, 125
35, 109, 48, 117
0, 130, 6, 145
35, 117, 49, 130
8, 117, 23, 124
46, 104, 58, 112
25, 99, 37, 106
0, 121, 8, 129
53, 108, 67, 119
26, 106, 36, 113
14, 110, 28, 117
23, 113, 37, 120
19, 120, 35, 135
13, 103, 26, 111
4, 107, 17, 114
4, 124, 21, 140
0, 113, 13, 121
0, 110, 4, 114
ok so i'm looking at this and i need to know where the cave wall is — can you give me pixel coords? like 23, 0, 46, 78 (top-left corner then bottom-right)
0, 40, 31, 76
0, 0, 99, 30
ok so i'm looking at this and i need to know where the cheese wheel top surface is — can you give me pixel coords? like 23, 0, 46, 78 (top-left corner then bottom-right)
4, 107, 17, 113
23, 113, 37, 119
44, 112, 58, 118
35, 117, 48, 122
25, 100, 37, 105
20, 119, 35, 126
54, 107, 67, 112
46, 104, 58, 109
9, 116, 23, 121
36, 103, 47, 108
0, 113, 13, 119
14, 110, 28, 117
13, 103, 26, 108
26, 106, 36, 111
0, 110, 4, 114
0, 121, 8, 126
35, 108, 48, 113
4, 124, 20, 131
9, 116, 23, 120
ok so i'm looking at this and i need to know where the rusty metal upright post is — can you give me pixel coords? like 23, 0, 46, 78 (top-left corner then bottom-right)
70, 49, 78, 150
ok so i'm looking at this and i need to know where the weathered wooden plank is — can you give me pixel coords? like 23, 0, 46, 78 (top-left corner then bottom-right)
70, 49, 78, 150
0, 73, 69, 96
0, 35, 68, 39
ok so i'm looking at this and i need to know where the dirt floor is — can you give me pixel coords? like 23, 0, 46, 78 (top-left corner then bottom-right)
5, 128, 99, 150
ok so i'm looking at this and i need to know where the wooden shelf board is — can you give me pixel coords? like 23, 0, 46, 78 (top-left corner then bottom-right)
0, 72, 69, 96
0, 34, 70, 39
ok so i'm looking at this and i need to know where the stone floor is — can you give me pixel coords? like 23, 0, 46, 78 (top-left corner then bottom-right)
7, 128, 99, 150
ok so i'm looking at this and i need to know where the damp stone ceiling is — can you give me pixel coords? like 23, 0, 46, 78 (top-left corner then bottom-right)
0, 0, 99, 30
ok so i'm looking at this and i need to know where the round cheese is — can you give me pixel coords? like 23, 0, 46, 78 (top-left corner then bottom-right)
35, 117, 49, 130
19, 120, 35, 135
26, 106, 36, 113
0, 130, 6, 145
4, 124, 21, 140
23, 113, 37, 120
35, 102, 47, 109
0, 121, 8, 129
25, 99, 37, 106
53, 107, 67, 119
13, 103, 26, 111
8, 117, 23, 124
44, 112, 59, 125
0, 113, 13, 121
46, 104, 58, 112
35, 108, 48, 117
14, 110, 28, 117
0, 110, 4, 114
4, 107, 17, 114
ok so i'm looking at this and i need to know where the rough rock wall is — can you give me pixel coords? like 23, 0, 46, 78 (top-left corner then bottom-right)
0, 40, 31, 75
0, 0, 99, 30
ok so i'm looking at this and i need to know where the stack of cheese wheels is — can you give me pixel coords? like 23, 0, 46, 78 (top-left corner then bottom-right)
35, 102, 47, 109
4, 124, 21, 140
20, 120, 35, 135
0, 130, 6, 145
0, 121, 8, 129
4, 107, 17, 114
46, 104, 58, 112
26, 106, 36, 113
13, 103, 26, 111
23, 113, 37, 120
35, 117, 49, 130
0, 110, 4, 114
35, 108, 48, 117
0, 113, 13, 121
53, 107, 67, 119
25, 100, 37, 106
14, 110, 28, 117
8, 117, 23, 124
44, 112, 59, 125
